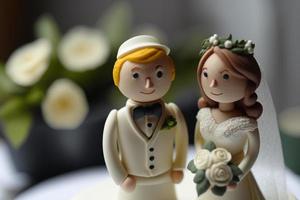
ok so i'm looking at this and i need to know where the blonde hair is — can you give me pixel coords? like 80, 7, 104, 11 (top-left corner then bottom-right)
113, 47, 175, 86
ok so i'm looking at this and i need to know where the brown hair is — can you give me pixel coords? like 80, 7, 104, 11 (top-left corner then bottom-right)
197, 46, 262, 119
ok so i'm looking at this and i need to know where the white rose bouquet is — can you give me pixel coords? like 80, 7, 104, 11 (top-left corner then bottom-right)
188, 141, 243, 196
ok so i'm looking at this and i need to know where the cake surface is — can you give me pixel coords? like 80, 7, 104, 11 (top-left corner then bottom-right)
72, 170, 197, 200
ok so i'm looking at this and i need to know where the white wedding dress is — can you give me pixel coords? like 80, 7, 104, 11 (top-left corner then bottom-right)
195, 107, 265, 200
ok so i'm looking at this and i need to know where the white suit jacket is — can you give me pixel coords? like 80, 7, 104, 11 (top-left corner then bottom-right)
103, 99, 188, 185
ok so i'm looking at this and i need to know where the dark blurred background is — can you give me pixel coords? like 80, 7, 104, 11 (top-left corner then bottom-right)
2, 0, 299, 110
0, 0, 300, 199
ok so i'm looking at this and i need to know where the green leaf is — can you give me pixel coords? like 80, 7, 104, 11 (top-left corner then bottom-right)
199, 50, 206, 57
0, 65, 23, 97
1, 110, 32, 148
239, 40, 245, 44
231, 48, 245, 54
187, 160, 197, 173
193, 170, 205, 183
97, 1, 132, 49
0, 97, 26, 118
227, 34, 232, 40
25, 87, 44, 106
211, 186, 227, 196
218, 38, 226, 43
229, 164, 243, 176
196, 178, 210, 196
231, 175, 240, 184
162, 115, 177, 130
35, 14, 61, 47
203, 141, 216, 151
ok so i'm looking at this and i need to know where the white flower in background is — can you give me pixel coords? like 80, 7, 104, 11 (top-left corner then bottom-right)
194, 149, 212, 170
211, 148, 232, 164
6, 39, 51, 86
224, 40, 233, 49
206, 162, 233, 187
58, 26, 110, 72
42, 79, 89, 130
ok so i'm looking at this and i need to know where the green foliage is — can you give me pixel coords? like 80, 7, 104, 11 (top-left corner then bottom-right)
231, 48, 248, 55
0, 63, 32, 148
0, 98, 32, 148
187, 160, 197, 173
25, 87, 44, 106
193, 169, 205, 183
196, 178, 210, 196
203, 141, 216, 151
2, 111, 32, 148
211, 186, 227, 196
229, 164, 243, 176
231, 175, 240, 184
0, 97, 26, 119
0, 64, 23, 100
0, 95, 36, 148
161, 115, 177, 130
97, 1, 132, 49
199, 34, 255, 58
34, 14, 61, 48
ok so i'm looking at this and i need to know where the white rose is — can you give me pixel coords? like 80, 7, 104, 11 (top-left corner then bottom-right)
194, 149, 213, 170
211, 148, 232, 164
42, 79, 89, 129
206, 162, 233, 187
58, 26, 110, 72
224, 40, 232, 48
6, 38, 51, 86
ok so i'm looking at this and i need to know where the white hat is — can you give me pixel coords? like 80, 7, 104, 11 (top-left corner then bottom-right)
116, 35, 170, 59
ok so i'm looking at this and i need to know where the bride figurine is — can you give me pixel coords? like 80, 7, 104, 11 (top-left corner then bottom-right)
192, 34, 265, 200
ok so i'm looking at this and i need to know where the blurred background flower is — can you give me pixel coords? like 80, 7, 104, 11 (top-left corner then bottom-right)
42, 79, 89, 129
6, 38, 52, 86
58, 26, 110, 72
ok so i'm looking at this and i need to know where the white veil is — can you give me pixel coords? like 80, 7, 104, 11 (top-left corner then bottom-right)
253, 78, 288, 200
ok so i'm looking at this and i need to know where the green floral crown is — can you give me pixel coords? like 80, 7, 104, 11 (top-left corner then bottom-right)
199, 34, 255, 58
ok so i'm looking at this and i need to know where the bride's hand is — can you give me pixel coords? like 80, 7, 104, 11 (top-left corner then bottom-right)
121, 175, 136, 192
227, 182, 238, 190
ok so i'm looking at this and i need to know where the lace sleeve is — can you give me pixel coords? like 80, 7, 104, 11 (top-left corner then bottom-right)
225, 117, 258, 136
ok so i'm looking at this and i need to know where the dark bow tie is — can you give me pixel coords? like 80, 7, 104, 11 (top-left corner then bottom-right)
133, 103, 162, 120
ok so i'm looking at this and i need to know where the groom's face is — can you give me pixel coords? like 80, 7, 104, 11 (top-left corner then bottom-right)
118, 56, 174, 102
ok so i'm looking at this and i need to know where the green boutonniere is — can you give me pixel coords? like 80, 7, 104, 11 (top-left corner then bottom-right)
162, 115, 177, 130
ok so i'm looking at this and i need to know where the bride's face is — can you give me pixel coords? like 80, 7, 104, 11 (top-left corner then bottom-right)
200, 54, 248, 103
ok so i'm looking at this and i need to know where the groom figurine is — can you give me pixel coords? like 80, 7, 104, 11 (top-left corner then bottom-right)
103, 35, 188, 200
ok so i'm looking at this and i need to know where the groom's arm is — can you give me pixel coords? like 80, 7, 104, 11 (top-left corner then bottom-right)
103, 110, 128, 185
168, 103, 189, 170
